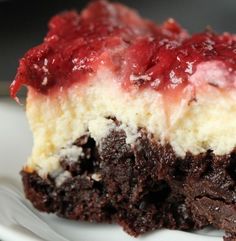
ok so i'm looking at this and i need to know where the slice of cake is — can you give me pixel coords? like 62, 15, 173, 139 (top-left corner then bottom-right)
11, 1, 236, 240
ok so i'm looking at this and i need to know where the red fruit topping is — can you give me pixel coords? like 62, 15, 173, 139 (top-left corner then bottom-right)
10, 0, 236, 99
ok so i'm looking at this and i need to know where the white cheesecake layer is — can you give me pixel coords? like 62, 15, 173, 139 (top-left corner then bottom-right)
26, 64, 236, 176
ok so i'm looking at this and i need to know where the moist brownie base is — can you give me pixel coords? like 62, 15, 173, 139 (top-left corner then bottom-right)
21, 125, 236, 240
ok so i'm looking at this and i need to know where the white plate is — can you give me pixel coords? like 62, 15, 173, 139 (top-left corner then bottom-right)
0, 100, 224, 241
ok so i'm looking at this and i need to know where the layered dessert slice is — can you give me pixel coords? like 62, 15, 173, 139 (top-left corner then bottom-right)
11, 1, 236, 240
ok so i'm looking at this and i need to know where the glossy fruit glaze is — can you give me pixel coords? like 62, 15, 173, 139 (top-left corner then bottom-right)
10, 0, 236, 99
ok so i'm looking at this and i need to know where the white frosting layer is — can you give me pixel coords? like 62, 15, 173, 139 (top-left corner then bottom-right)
26, 64, 236, 176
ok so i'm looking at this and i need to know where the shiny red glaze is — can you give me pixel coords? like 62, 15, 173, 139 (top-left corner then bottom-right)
10, 0, 236, 98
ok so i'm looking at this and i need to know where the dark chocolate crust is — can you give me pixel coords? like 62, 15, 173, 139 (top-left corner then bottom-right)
21, 123, 236, 240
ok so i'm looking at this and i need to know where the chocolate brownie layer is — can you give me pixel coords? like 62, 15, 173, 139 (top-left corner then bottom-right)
22, 121, 236, 240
